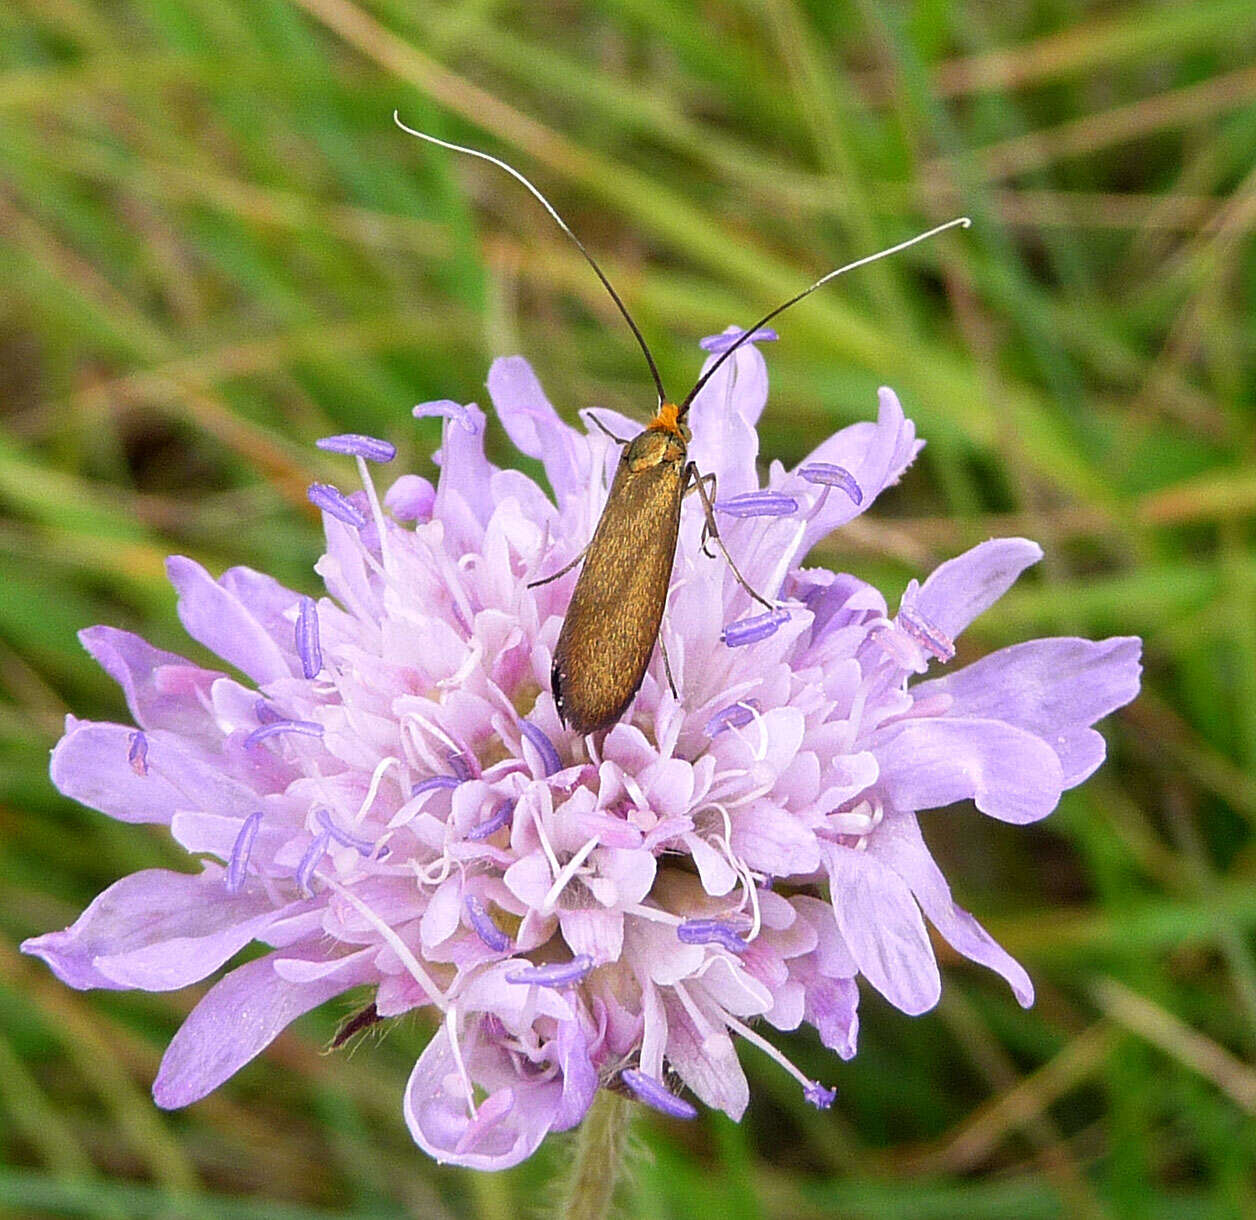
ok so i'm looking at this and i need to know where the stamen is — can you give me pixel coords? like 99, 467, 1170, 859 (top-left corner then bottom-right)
244, 719, 324, 749
316, 433, 397, 463
465, 799, 515, 841
799, 463, 863, 505
464, 894, 511, 952
411, 775, 462, 796
445, 1005, 477, 1118
453, 1088, 515, 1155
307, 482, 367, 528
225, 811, 262, 893
804, 1081, 837, 1110
699, 327, 778, 355
705, 700, 761, 738
677, 919, 749, 955
127, 731, 148, 777
254, 699, 283, 725
898, 605, 955, 662
296, 830, 331, 896
541, 837, 600, 913
520, 721, 561, 778
321, 875, 448, 1009
721, 608, 790, 648
446, 749, 476, 782
296, 596, 322, 679
316, 808, 375, 856
723, 1012, 820, 1096
714, 491, 798, 518
620, 1069, 698, 1119
413, 399, 477, 432
505, 955, 594, 988
353, 756, 400, 825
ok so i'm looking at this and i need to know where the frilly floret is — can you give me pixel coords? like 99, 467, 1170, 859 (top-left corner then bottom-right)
23, 329, 1141, 1169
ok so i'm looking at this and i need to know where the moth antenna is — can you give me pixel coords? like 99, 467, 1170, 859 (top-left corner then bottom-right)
394, 111, 668, 409
678, 216, 972, 417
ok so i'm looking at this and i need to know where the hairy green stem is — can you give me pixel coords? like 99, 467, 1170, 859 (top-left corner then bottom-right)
562, 1090, 633, 1220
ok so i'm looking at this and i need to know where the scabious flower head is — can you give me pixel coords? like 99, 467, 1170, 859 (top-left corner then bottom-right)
23, 329, 1141, 1170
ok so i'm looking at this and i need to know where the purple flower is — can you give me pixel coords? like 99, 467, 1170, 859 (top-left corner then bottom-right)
22, 330, 1141, 1171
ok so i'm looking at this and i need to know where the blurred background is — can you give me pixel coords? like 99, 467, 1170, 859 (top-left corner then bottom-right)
2, 1, 1255, 1217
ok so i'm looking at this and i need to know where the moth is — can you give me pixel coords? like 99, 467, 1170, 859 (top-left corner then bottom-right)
395, 113, 966, 735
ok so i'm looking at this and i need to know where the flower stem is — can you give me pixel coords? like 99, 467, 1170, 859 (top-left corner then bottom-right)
562, 1089, 633, 1220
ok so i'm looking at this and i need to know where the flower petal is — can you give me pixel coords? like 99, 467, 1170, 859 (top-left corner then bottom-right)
79, 627, 222, 736
904, 538, 1042, 643
51, 720, 258, 825
21, 867, 294, 991
686, 328, 771, 497
912, 636, 1141, 787
166, 556, 294, 684
875, 716, 1065, 824
153, 949, 373, 1108
789, 387, 921, 556
869, 813, 1033, 1007
823, 844, 940, 1015
487, 357, 590, 505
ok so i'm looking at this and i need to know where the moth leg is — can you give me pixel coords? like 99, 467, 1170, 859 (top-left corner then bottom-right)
658, 631, 680, 702
683, 471, 720, 558
584, 411, 632, 445
528, 539, 591, 588
686, 463, 774, 610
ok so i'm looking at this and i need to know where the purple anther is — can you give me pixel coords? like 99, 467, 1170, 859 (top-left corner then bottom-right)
464, 894, 511, 953
677, 919, 749, 955
446, 750, 476, 782
307, 482, 367, 528
225, 811, 262, 894
127, 731, 148, 777
898, 606, 955, 663
798, 463, 863, 506
620, 1069, 698, 1119
466, 799, 515, 841
412, 399, 477, 432
254, 699, 283, 725
699, 327, 778, 355
244, 720, 324, 749
411, 774, 462, 797
296, 596, 322, 680
316, 808, 375, 856
804, 1081, 837, 1110
704, 700, 761, 737
519, 721, 561, 778
721, 608, 790, 648
315, 433, 397, 463
295, 830, 330, 896
714, 491, 798, 518
505, 955, 594, 988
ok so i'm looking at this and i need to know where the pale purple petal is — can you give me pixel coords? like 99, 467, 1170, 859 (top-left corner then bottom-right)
824, 844, 940, 1015
165, 556, 293, 684
51, 720, 257, 825
21, 868, 291, 991
404, 1028, 552, 1170
79, 626, 221, 735
876, 717, 1065, 824
153, 950, 373, 1108
869, 813, 1033, 1007
686, 327, 773, 497
904, 538, 1043, 642
912, 636, 1142, 787
487, 357, 589, 505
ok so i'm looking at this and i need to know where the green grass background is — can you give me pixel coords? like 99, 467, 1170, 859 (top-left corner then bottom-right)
3, 1, 1255, 1216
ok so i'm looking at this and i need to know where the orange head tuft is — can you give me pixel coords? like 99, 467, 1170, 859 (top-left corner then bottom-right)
649, 401, 683, 436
